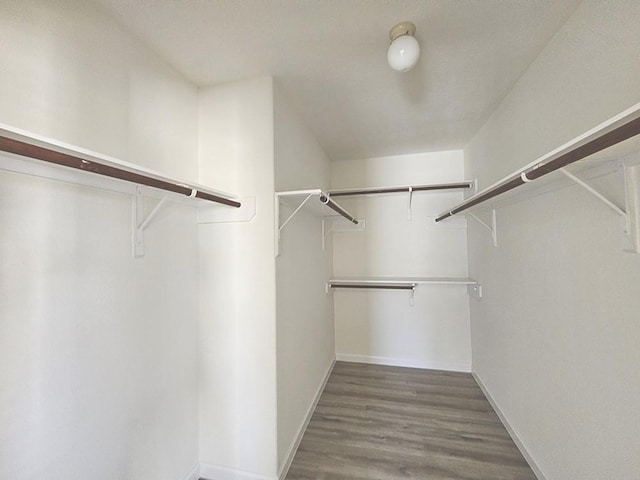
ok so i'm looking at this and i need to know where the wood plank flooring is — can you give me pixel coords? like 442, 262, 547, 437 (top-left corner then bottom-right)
285, 361, 537, 480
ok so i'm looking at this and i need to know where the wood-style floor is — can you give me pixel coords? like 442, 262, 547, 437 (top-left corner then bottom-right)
285, 361, 537, 480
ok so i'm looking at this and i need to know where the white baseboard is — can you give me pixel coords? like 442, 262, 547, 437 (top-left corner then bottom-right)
199, 462, 276, 480
336, 353, 471, 373
182, 463, 200, 480
277, 357, 336, 480
472, 372, 548, 480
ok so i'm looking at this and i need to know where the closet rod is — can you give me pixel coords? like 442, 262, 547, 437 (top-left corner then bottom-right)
0, 135, 241, 208
435, 114, 640, 222
329, 284, 414, 290
319, 194, 359, 224
329, 182, 472, 197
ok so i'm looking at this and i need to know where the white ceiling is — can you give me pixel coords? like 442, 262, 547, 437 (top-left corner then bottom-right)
92, 0, 581, 161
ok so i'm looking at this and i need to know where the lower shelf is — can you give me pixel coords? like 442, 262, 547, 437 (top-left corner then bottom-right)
329, 276, 477, 286
327, 277, 482, 305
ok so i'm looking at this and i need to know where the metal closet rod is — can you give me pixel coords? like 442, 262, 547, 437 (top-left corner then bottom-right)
329, 283, 414, 290
0, 135, 241, 208
435, 115, 640, 222
319, 194, 359, 224
329, 181, 472, 197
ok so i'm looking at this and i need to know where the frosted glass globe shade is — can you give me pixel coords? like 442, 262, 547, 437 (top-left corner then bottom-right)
387, 34, 420, 72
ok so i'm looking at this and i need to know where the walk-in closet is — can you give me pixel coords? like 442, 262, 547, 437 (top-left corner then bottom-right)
1, 1, 639, 480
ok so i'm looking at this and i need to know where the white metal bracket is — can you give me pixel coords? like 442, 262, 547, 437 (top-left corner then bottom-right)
275, 193, 314, 257
468, 208, 498, 247
321, 217, 366, 251
321, 218, 335, 251
279, 194, 313, 233
624, 165, 640, 253
560, 167, 639, 253
559, 168, 626, 217
467, 283, 483, 300
409, 285, 416, 307
407, 186, 413, 221
133, 187, 169, 258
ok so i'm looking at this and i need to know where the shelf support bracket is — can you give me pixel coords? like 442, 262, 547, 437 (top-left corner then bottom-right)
468, 209, 498, 247
468, 283, 483, 300
321, 218, 335, 251
559, 168, 627, 217
133, 187, 169, 258
322, 217, 366, 251
623, 165, 640, 253
276, 193, 314, 257
559, 167, 639, 253
279, 194, 314, 233
407, 186, 413, 221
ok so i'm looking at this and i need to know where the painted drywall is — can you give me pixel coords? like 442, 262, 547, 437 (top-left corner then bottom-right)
464, 1, 640, 478
331, 152, 472, 371
0, 1, 201, 479
273, 84, 335, 476
0, 173, 200, 480
0, 0, 199, 183
198, 77, 278, 480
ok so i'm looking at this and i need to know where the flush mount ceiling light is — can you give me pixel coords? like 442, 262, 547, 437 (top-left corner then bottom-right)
387, 21, 420, 72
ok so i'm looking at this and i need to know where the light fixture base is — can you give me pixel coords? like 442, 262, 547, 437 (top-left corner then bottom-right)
389, 21, 416, 42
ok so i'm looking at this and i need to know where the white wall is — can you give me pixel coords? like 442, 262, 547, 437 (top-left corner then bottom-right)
464, 1, 640, 479
331, 152, 472, 371
0, 1, 201, 479
273, 84, 335, 476
198, 77, 278, 480
0, 174, 200, 480
0, 0, 199, 182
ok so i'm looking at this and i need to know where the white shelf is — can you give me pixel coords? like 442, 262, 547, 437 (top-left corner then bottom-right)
328, 277, 478, 286
0, 122, 240, 207
328, 181, 474, 197
275, 189, 359, 256
328, 181, 474, 222
278, 189, 334, 218
435, 102, 640, 253
0, 123, 243, 258
437, 102, 640, 219
327, 277, 482, 304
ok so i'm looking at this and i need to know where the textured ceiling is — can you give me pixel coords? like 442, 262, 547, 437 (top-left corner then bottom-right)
92, 0, 581, 161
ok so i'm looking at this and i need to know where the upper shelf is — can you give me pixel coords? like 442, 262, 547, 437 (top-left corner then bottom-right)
329, 181, 473, 198
436, 102, 640, 222
0, 123, 241, 208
